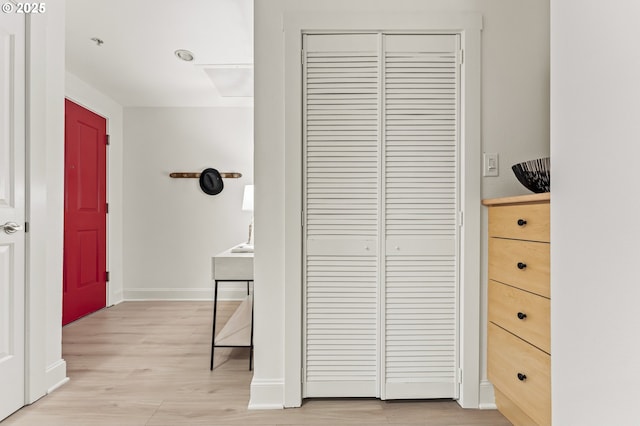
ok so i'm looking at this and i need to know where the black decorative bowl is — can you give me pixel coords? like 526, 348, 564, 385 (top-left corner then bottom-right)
511, 157, 550, 193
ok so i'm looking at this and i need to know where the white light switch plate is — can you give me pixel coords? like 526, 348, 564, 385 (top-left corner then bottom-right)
483, 153, 499, 177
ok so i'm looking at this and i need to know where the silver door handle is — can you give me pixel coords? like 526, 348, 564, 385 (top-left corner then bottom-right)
1, 222, 23, 234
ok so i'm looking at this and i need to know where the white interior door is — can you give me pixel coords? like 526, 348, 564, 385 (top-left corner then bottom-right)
303, 33, 381, 398
382, 34, 459, 399
0, 12, 26, 421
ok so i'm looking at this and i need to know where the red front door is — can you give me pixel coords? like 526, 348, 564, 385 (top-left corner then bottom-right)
63, 99, 107, 325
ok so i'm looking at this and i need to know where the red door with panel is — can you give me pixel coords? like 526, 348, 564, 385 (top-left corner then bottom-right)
63, 99, 107, 325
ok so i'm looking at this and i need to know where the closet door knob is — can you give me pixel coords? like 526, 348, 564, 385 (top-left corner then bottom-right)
517, 373, 527, 381
517, 312, 527, 320
517, 262, 527, 270
517, 219, 527, 226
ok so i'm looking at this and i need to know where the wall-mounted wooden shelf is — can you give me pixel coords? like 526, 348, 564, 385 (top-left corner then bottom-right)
170, 172, 242, 179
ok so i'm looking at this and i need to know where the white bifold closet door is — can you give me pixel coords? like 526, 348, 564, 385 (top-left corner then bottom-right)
303, 33, 459, 400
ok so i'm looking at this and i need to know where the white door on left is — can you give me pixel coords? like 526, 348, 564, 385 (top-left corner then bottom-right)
0, 11, 26, 421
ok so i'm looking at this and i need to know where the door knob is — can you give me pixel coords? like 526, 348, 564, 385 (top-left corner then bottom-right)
1, 222, 23, 234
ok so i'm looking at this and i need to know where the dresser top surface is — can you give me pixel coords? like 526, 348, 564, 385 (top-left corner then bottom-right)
482, 193, 550, 206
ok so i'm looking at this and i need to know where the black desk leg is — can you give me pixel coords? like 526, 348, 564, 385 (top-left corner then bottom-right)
210, 279, 253, 371
210, 279, 219, 370
250, 288, 254, 371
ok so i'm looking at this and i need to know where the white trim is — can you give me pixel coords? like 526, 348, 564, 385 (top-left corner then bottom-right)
285, 11, 483, 32
109, 291, 124, 306
248, 379, 284, 410
25, 11, 47, 406
283, 16, 304, 408
283, 11, 483, 409
47, 378, 70, 395
25, 9, 67, 404
123, 286, 248, 301
456, 25, 483, 410
478, 380, 497, 410
45, 360, 69, 394
108, 298, 124, 307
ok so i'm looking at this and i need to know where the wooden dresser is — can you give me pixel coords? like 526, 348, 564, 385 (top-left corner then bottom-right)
483, 193, 550, 425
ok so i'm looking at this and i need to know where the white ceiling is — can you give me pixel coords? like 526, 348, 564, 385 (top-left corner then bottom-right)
65, 0, 253, 107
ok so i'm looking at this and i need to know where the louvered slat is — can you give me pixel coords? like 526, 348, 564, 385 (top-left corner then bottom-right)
305, 254, 378, 394
383, 41, 459, 399
384, 49, 457, 238
305, 47, 378, 240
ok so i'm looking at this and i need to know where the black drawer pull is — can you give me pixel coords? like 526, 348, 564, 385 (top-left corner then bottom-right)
517, 373, 527, 381
517, 262, 527, 270
517, 312, 527, 320
517, 219, 527, 226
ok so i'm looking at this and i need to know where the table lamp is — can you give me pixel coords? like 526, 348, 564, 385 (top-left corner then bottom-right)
242, 184, 254, 246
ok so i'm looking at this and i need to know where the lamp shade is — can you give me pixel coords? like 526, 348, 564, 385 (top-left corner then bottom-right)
242, 185, 254, 212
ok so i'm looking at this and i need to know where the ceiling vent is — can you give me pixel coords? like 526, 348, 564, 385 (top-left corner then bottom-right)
201, 64, 253, 97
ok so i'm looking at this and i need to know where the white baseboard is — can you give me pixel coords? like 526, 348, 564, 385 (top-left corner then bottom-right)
248, 378, 284, 410
108, 290, 124, 306
479, 379, 497, 409
45, 359, 68, 394
123, 285, 249, 301
108, 298, 124, 307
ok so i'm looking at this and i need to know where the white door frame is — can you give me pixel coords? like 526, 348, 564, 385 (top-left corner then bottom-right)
25, 9, 68, 404
282, 11, 482, 408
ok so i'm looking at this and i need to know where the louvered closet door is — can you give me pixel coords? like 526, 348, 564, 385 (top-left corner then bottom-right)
382, 34, 459, 399
303, 34, 380, 397
303, 32, 460, 400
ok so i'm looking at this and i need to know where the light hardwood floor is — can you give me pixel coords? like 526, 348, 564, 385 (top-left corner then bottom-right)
3, 301, 511, 426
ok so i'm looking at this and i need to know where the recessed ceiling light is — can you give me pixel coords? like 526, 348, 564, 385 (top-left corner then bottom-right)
174, 49, 195, 62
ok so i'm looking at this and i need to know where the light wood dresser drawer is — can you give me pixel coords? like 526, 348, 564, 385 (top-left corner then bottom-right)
488, 280, 550, 354
489, 238, 550, 298
488, 202, 549, 243
493, 389, 539, 426
488, 323, 551, 426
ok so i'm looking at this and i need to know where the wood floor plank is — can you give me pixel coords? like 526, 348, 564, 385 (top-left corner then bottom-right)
2, 301, 511, 426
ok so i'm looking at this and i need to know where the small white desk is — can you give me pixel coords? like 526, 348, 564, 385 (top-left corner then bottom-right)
210, 245, 254, 370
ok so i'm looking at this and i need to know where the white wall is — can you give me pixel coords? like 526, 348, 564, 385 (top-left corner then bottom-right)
123, 107, 253, 300
65, 72, 125, 305
26, 0, 67, 400
551, 1, 640, 424
254, 0, 549, 409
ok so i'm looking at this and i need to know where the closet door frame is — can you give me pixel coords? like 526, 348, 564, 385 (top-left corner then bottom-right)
283, 12, 482, 409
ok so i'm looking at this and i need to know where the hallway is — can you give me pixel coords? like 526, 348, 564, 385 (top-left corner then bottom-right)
3, 301, 509, 425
